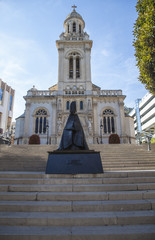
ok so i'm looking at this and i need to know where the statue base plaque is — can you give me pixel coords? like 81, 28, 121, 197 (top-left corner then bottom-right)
46, 150, 103, 174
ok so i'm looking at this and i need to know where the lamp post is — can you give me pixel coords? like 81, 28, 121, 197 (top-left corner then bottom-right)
146, 129, 152, 151
136, 131, 142, 145
100, 119, 103, 144
46, 122, 49, 145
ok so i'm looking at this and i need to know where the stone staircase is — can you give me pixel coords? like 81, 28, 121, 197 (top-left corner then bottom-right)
0, 171, 155, 239
0, 144, 155, 239
0, 144, 155, 171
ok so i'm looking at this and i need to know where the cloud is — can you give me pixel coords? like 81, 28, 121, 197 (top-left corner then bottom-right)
0, 33, 54, 120
101, 49, 110, 57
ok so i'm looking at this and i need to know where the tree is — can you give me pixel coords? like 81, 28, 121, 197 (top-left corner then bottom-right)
133, 0, 155, 94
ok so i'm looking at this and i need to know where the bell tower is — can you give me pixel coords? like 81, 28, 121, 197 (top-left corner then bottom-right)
56, 6, 93, 95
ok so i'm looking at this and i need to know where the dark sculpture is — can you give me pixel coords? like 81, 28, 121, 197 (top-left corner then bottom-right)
58, 101, 89, 150
46, 101, 103, 174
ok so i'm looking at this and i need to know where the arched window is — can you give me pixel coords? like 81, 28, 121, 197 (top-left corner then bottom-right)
76, 57, 80, 78
103, 109, 115, 134
35, 109, 47, 134
73, 22, 76, 32
68, 52, 81, 79
69, 57, 73, 78
79, 24, 81, 34
80, 101, 83, 110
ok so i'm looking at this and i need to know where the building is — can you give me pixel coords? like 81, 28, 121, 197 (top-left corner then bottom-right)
0, 79, 15, 136
129, 92, 155, 137
15, 6, 135, 145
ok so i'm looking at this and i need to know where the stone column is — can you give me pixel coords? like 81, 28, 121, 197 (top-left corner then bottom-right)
58, 47, 64, 90
23, 102, 31, 143
51, 100, 57, 144
85, 47, 91, 82
93, 100, 98, 140
119, 99, 126, 143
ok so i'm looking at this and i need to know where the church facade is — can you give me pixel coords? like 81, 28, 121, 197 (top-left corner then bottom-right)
15, 7, 135, 145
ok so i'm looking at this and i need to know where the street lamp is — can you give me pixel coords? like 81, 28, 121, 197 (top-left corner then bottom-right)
100, 119, 103, 144
145, 129, 152, 151
46, 121, 49, 145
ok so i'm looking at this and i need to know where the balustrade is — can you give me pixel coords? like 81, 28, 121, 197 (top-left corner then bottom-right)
27, 90, 56, 97
100, 90, 122, 96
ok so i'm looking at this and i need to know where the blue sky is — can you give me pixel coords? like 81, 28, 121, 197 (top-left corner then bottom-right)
0, 0, 147, 121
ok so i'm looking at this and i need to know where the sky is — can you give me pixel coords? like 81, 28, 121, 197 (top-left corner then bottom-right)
0, 0, 148, 121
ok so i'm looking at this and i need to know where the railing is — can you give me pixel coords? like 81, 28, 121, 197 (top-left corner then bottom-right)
26, 89, 123, 97
27, 91, 57, 97
100, 90, 122, 96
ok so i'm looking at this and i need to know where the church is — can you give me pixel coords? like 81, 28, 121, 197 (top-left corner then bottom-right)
15, 6, 135, 145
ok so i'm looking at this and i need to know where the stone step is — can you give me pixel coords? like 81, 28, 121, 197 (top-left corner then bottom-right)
0, 190, 155, 201
1, 159, 155, 165
0, 176, 155, 185
104, 166, 155, 171
1, 161, 155, 172
103, 163, 155, 166
0, 225, 155, 240
1, 166, 155, 172
0, 199, 154, 212
103, 155, 155, 158
104, 161, 155, 164
102, 154, 155, 157
0, 210, 155, 226
1, 182, 155, 192
104, 158, 155, 161
0, 171, 155, 179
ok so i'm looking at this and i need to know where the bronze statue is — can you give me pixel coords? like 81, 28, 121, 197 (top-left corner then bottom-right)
46, 101, 103, 174
58, 101, 89, 150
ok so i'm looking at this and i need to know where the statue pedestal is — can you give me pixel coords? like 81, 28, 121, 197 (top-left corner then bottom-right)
46, 150, 103, 174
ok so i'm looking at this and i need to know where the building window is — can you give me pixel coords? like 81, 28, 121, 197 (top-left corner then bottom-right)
80, 101, 83, 110
76, 57, 80, 78
66, 101, 70, 110
35, 109, 47, 134
73, 22, 76, 32
103, 109, 115, 134
103, 117, 107, 133
35, 117, 39, 133
69, 57, 73, 78
111, 117, 115, 133
68, 52, 81, 79
9, 95, 13, 111
68, 24, 69, 33
79, 24, 81, 33
0, 88, 3, 105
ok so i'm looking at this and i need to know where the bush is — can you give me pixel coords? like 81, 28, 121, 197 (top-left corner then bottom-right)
29, 134, 40, 144
151, 138, 155, 144
109, 134, 120, 144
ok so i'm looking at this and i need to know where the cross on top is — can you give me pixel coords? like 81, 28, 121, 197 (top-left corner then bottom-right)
72, 5, 77, 11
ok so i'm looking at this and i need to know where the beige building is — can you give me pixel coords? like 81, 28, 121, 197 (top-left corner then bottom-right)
15, 7, 135, 145
0, 79, 15, 135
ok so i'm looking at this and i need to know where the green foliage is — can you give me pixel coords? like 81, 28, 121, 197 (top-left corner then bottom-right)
109, 134, 120, 144
151, 138, 155, 143
133, 0, 155, 94
29, 134, 40, 144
